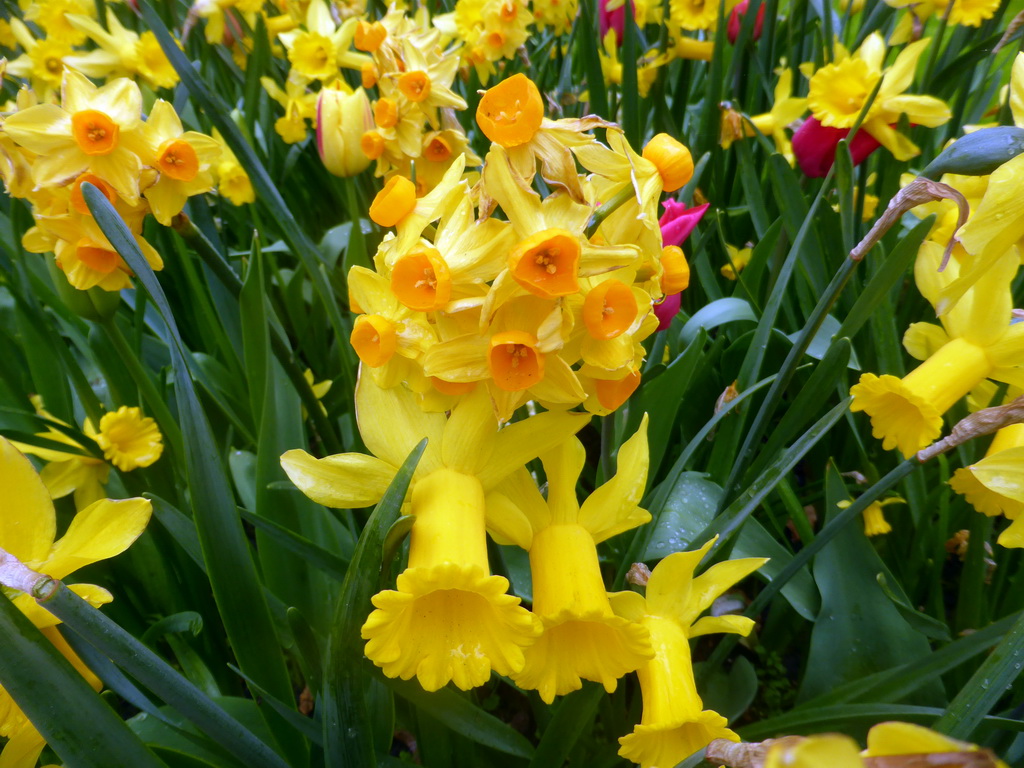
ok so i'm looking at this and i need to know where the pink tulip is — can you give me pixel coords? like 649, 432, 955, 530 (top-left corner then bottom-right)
791, 117, 881, 178
659, 199, 709, 248
727, 0, 765, 44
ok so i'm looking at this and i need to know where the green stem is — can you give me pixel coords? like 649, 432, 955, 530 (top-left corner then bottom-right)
99, 316, 186, 468
585, 184, 636, 238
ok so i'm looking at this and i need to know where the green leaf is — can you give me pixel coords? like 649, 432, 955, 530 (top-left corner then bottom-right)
696, 656, 758, 724
934, 607, 1024, 738
679, 298, 757, 345
876, 573, 951, 642
796, 465, 940, 704
645, 472, 819, 620
238, 506, 349, 581
388, 679, 534, 758
82, 183, 304, 765
528, 685, 602, 768
322, 439, 427, 766
0, 592, 166, 768
43, 584, 290, 768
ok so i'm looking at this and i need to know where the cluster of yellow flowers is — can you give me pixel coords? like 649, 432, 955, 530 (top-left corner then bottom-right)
0, 0, 178, 99
341, 73, 692, 423
849, 53, 1024, 545
283, 373, 767, 768
0, 69, 225, 291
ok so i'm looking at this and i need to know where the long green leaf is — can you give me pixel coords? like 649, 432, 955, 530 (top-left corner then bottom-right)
323, 438, 427, 766
82, 183, 304, 765
0, 594, 165, 768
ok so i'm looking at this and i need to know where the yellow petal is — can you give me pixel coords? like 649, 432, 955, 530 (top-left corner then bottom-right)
865, 721, 972, 756
1013, 52, 1024, 128
478, 409, 591, 489
482, 146, 545, 237
484, 488, 535, 549
355, 370, 446, 472
958, 248, 1018, 348
902, 321, 949, 361
539, 437, 586, 525
0, 437, 56, 562
880, 94, 951, 127
0, 723, 47, 768
957, 153, 1024, 259
688, 614, 755, 638
440, 386, 497, 475
579, 415, 652, 542
2, 104, 73, 153
280, 449, 396, 508
12, 583, 113, 629
681, 557, 768, 627
970, 447, 1024, 503
43, 497, 151, 580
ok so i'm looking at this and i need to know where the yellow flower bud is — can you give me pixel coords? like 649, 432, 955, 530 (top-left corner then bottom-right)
316, 87, 373, 178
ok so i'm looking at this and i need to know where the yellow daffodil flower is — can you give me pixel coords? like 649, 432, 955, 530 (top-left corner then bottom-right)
481, 146, 638, 308
864, 721, 1009, 768
851, 242, 1024, 457
4, 69, 146, 204
423, 294, 586, 422
4, 18, 74, 98
137, 100, 220, 225
884, 0, 1000, 26
31, 200, 164, 291
191, 0, 269, 45
721, 69, 808, 163
533, 0, 579, 35
475, 74, 612, 202
0, 436, 151, 767
278, 0, 369, 81
610, 537, 768, 768
368, 156, 467, 254
64, 10, 180, 90
281, 373, 590, 690
721, 243, 752, 279
485, 421, 654, 703
211, 128, 255, 206
23, 0, 96, 45
950, 424, 1024, 547
262, 72, 318, 145
384, 38, 467, 129
86, 406, 164, 472
807, 33, 951, 162
837, 497, 905, 537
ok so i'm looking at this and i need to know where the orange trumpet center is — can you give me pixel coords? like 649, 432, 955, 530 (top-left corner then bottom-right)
391, 246, 451, 311
595, 369, 641, 411
476, 73, 544, 148
582, 280, 638, 339
399, 71, 431, 103
508, 228, 580, 298
71, 110, 119, 155
424, 136, 452, 162
76, 239, 121, 274
488, 331, 544, 391
69, 172, 118, 215
351, 314, 398, 368
157, 138, 199, 182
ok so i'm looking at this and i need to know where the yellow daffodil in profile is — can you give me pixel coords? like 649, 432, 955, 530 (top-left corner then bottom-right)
850, 242, 1024, 458
137, 100, 220, 226
950, 424, 1024, 547
3, 69, 147, 204
485, 420, 654, 702
278, 0, 369, 81
281, 372, 590, 690
721, 243, 752, 280
610, 538, 767, 768
211, 128, 255, 206
807, 33, 950, 161
0, 436, 151, 768
263, 73, 319, 145
720, 69, 808, 163
4, 18, 74, 98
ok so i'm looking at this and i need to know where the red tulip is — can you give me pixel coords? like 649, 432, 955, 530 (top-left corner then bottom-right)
727, 0, 765, 44
791, 117, 881, 178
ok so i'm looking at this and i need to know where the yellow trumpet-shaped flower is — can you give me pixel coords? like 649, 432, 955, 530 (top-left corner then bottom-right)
4, 17, 74, 98
262, 72, 319, 145
485, 420, 654, 702
211, 128, 255, 206
610, 538, 768, 768
807, 33, 950, 161
0, 436, 151, 768
383, 38, 467, 129
278, 0, 369, 80
281, 374, 590, 690
950, 424, 1024, 548
850, 242, 1024, 458
837, 496, 905, 537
